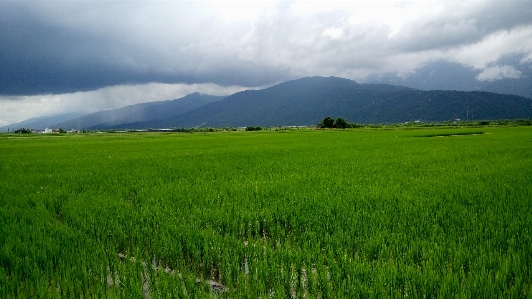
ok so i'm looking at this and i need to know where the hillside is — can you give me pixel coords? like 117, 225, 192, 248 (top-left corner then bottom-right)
368, 61, 532, 100
53, 93, 225, 130
0, 113, 86, 132
125, 76, 532, 128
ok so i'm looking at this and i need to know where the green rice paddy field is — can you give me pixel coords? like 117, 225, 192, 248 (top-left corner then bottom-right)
1, 127, 531, 298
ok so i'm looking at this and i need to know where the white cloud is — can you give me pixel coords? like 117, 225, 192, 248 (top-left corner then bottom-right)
206, 0, 278, 22
520, 53, 532, 64
476, 65, 522, 82
322, 27, 344, 39
448, 26, 532, 70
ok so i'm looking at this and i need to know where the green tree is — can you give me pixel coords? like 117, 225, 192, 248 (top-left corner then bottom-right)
321, 116, 335, 128
335, 117, 347, 129
14, 128, 31, 134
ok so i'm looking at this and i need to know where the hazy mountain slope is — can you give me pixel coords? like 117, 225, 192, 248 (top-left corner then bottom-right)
126, 76, 532, 128
0, 113, 86, 132
54, 93, 225, 129
368, 60, 532, 100
480, 75, 532, 100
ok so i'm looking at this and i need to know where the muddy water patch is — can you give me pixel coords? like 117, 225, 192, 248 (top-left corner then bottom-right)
416, 131, 486, 138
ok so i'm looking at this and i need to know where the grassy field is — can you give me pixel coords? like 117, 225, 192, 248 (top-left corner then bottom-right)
1, 127, 531, 298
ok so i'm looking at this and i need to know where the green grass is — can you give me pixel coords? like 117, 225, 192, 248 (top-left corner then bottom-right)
1, 127, 531, 298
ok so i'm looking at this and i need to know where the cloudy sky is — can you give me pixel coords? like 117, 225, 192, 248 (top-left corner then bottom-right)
1, 0, 532, 126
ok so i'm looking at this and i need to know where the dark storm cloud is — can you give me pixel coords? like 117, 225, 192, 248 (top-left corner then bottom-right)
389, 1, 532, 52
1, 1, 531, 97
0, 1, 290, 96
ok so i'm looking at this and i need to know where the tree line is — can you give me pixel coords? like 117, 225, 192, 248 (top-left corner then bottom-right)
318, 116, 363, 129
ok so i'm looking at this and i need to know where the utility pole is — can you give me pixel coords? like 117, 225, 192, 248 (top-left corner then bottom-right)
467, 106, 469, 120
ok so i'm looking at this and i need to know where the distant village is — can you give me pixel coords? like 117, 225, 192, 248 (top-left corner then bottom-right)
8, 128, 81, 134
41, 128, 81, 134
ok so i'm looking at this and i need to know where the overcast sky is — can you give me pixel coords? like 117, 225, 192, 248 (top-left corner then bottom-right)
1, 0, 531, 126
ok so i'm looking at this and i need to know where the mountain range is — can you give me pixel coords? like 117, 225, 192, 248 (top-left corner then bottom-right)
367, 60, 532, 100
3, 76, 532, 131
123, 76, 532, 128
0, 113, 85, 132
54, 93, 224, 130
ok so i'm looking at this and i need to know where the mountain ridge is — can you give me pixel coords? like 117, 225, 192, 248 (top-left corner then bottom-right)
53, 93, 226, 130
4, 76, 532, 131
126, 76, 532, 128
0, 113, 86, 132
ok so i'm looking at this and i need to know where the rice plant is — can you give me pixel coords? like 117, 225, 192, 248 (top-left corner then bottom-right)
1, 127, 531, 297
